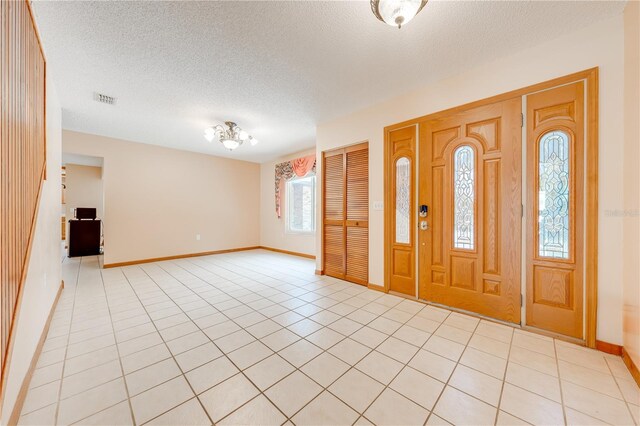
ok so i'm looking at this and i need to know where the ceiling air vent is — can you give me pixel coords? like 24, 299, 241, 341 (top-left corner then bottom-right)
94, 92, 116, 105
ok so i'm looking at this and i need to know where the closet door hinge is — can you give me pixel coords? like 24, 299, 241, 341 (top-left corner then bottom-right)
520, 294, 523, 307
521, 113, 524, 127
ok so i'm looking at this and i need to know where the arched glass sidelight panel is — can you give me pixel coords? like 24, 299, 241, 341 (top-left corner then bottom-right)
395, 157, 411, 244
453, 146, 475, 250
538, 130, 570, 259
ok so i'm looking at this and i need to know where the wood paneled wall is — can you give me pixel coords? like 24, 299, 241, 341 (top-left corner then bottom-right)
0, 0, 47, 389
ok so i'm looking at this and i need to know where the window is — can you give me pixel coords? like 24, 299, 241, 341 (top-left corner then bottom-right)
538, 130, 570, 259
453, 145, 475, 250
286, 175, 316, 233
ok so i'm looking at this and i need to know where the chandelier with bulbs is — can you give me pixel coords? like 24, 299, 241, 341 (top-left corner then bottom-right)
204, 121, 259, 151
371, 0, 427, 29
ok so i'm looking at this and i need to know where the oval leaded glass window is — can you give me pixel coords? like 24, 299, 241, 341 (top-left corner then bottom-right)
395, 157, 410, 244
538, 130, 570, 259
453, 146, 475, 250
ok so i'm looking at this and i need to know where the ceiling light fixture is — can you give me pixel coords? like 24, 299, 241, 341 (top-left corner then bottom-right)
371, 0, 427, 29
204, 121, 259, 151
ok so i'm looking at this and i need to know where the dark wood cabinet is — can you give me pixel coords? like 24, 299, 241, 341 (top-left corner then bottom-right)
68, 220, 101, 257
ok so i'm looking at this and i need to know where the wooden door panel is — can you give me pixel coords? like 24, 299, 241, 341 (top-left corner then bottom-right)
526, 82, 584, 338
323, 150, 345, 279
451, 256, 476, 291
345, 145, 369, 285
392, 248, 412, 276
324, 154, 344, 221
431, 166, 444, 268
346, 148, 368, 222
323, 144, 368, 285
419, 98, 522, 323
346, 227, 368, 284
387, 126, 417, 296
483, 160, 500, 275
324, 225, 345, 278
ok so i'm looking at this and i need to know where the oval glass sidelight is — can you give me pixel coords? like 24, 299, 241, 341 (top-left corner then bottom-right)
537, 131, 570, 259
453, 146, 475, 250
395, 157, 411, 244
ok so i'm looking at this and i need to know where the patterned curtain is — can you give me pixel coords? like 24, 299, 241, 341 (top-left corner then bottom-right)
275, 154, 316, 218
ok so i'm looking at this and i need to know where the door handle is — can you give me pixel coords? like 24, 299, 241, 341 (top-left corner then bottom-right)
419, 220, 429, 230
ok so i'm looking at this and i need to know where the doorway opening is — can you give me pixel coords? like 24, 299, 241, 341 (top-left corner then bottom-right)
61, 153, 105, 261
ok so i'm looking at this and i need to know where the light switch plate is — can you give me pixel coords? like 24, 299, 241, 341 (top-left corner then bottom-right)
373, 201, 383, 211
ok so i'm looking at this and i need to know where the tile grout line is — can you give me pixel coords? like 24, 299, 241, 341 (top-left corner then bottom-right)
308, 306, 434, 424
603, 347, 638, 424
159, 256, 340, 423
147, 258, 532, 425
492, 324, 516, 425
97, 257, 141, 426
164, 256, 386, 423
113, 264, 216, 425
22, 251, 639, 426
52, 256, 82, 425
422, 314, 480, 426
139, 257, 336, 423
553, 340, 571, 425
279, 309, 414, 422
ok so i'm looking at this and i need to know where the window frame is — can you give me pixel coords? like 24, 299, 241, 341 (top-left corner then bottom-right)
285, 175, 317, 235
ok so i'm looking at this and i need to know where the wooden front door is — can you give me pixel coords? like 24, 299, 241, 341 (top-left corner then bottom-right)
387, 126, 417, 296
323, 143, 369, 285
525, 82, 584, 338
418, 98, 522, 323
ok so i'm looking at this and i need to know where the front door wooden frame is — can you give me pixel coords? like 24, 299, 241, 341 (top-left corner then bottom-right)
383, 68, 598, 347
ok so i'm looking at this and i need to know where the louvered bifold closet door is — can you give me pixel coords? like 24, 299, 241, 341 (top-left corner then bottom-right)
322, 143, 369, 285
323, 150, 346, 279
345, 145, 369, 285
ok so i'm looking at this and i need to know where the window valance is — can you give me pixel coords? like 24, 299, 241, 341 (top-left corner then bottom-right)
275, 154, 316, 218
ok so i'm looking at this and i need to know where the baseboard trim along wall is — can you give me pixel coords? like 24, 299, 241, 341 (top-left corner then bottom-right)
314, 270, 324, 275
595, 340, 624, 356
258, 246, 315, 260
8, 281, 64, 426
102, 246, 318, 269
622, 347, 640, 387
102, 246, 261, 268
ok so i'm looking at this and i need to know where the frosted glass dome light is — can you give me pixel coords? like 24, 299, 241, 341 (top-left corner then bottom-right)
371, 0, 427, 29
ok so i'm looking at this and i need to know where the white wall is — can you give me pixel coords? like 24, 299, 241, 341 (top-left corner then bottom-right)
316, 15, 625, 344
1, 76, 62, 423
63, 130, 261, 265
260, 149, 316, 257
622, 0, 640, 369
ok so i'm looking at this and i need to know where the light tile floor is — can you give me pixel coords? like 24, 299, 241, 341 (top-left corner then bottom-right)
18, 250, 640, 425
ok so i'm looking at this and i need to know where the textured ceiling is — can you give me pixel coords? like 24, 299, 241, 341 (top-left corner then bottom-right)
32, 0, 625, 163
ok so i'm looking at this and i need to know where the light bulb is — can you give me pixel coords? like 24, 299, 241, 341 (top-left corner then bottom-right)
250, 137, 259, 146
204, 127, 215, 142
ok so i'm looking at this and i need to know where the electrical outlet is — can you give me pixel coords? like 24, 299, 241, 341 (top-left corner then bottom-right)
196, 234, 201, 241
373, 201, 383, 211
